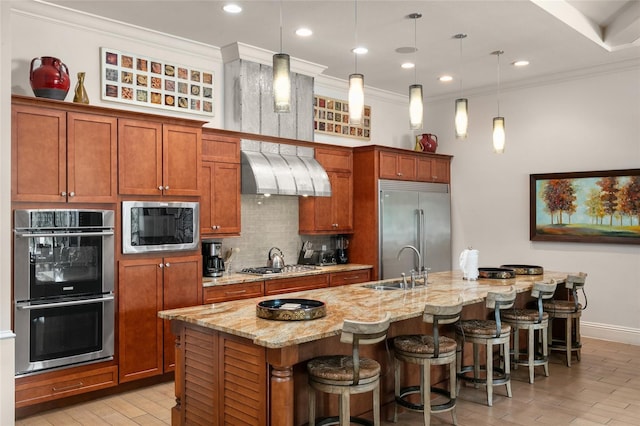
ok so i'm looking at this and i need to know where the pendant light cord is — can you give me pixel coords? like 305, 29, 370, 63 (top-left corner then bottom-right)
279, 0, 283, 53
459, 36, 463, 97
354, 0, 358, 73
413, 15, 417, 84
497, 51, 501, 116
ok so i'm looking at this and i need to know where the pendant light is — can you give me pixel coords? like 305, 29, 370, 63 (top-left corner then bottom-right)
408, 13, 423, 130
454, 33, 468, 139
273, 0, 291, 113
348, 0, 364, 125
492, 50, 505, 153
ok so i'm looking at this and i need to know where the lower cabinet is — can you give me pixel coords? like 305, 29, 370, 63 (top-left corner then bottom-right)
264, 274, 329, 295
329, 269, 371, 286
203, 281, 264, 303
118, 254, 201, 383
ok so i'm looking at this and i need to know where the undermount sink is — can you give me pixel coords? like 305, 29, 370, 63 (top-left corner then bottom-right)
361, 280, 406, 291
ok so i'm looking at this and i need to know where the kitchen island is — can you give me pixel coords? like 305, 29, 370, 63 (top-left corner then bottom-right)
159, 270, 571, 425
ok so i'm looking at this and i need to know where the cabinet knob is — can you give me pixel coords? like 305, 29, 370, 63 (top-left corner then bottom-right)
61, 192, 67, 196
158, 186, 164, 191
159, 263, 164, 268
397, 172, 402, 176
69, 192, 75, 197
165, 262, 171, 267
164, 185, 170, 190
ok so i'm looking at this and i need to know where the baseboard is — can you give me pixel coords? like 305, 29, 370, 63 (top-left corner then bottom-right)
582, 321, 640, 346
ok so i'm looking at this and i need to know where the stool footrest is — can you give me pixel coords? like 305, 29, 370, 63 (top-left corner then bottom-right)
512, 350, 549, 366
458, 365, 511, 386
314, 416, 372, 426
396, 385, 456, 413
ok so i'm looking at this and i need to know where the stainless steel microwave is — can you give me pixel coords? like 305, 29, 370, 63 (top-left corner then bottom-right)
122, 201, 199, 254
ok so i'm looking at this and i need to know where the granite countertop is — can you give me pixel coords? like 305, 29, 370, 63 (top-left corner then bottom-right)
162, 270, 570, 349
202, 264, 373, 287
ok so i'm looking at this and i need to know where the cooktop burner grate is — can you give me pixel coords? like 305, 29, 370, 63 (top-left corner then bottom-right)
240, 265, 318, 275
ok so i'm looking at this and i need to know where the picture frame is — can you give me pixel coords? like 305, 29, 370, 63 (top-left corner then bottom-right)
100, 47, 214, 116
314, 95, 370, 140
530, 169, 640, 244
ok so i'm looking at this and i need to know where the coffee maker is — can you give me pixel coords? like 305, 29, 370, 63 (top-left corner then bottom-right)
202, 241, 225, 277
335, 235, 349, 264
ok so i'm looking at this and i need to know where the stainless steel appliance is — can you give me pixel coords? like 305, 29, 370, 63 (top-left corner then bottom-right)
13, 209, 115, 375
379, 180, 451, 279
202, 241, 225, 277
122, 201, 199, 254
240, 265, 317, 275
335, 235, 349, 264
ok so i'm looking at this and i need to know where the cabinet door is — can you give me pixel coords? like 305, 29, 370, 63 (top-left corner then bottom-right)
67, 112, 117, 203
118, 258, 164, 383
202, 161, 241, 237
417, 157, 450, 183
379, 151, 399, 179
11, 105, 66, 202
432, 157, 450, 183
118, 119, 163, 195
162, 254, 202, 372
332, 171, 353, 232
163, 124, 201, 196
397, 154, 417, 180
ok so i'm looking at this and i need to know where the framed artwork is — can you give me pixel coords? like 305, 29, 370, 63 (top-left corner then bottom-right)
314, 95, 370, 140
530, 169, 640, 244
100, 47, 214, 116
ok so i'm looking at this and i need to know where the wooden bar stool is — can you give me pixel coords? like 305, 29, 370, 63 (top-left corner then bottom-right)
307, 313, 391, 426
455, 288, 516, 407
392, 302, 462, 425
543, 273, 588, 367
502, 280, 557, 383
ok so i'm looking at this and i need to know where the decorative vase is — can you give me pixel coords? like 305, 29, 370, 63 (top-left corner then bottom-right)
29, 57, 70, 100
414, 136, 424, 152
419, 133, 438, 153
73, 72, 90, 104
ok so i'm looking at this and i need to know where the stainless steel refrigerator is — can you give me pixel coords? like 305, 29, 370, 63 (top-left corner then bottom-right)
379, 180, 451, 279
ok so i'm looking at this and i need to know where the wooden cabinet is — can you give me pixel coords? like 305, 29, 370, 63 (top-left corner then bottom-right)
417, 156, 450, 183
118, 254, 201, 382
299, 147, 353, 234
329, 269, 371, 287
264, 274, 329, 296
201, 132, 241, 237
379, 150, 416, 181
12, 104, 117, 203
118, 119, 202, 196
203, 281, 264, 303
15, 364, 118, 408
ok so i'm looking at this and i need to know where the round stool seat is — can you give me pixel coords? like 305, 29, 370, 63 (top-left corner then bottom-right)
457, 319, 511, 337
308, 355, 380, 384
543, 300, 583, 313
503, 309, 549, 322
393, 335, 457, 356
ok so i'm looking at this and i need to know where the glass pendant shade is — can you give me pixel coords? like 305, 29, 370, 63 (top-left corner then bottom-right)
454, 98, 468, 139
348, 73, 364, 125
492, 116, 506, 153
273, 53, 291, 113
409, 84, 423, 130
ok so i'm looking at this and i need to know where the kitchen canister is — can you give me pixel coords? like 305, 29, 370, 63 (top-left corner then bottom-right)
459, 247, 479, 280
30, 56, 70, 100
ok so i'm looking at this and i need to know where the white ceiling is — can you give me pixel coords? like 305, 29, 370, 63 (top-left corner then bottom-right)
47, 0, 640, 99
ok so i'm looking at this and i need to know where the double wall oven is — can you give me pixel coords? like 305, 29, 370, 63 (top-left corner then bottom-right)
13, 209, 115, 375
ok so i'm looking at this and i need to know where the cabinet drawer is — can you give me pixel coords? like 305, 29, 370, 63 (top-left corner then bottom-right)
15, 365, 118, 408
330, 270, 371, 286
203, 281, 264, 303
264, 275, 329, 295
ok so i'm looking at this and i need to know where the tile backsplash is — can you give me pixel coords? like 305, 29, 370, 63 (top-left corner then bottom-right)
208, 194, 333, 272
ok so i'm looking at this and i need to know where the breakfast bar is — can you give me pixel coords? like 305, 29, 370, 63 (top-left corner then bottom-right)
159, 270, 571, 425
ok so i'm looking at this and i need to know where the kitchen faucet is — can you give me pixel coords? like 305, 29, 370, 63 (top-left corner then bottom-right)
397, 245, 426, 288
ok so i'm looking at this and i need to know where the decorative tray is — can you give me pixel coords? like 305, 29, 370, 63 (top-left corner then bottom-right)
256, 298, 326, 321
478, 267, 516, 279
500, 264, 544, 275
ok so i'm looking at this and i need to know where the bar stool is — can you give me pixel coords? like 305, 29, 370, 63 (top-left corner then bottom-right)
455, 288, 516, 407
392, 302, 462, 425
543, 273, 588, 367
307, 312, 391, 426
502, 280, 557, 383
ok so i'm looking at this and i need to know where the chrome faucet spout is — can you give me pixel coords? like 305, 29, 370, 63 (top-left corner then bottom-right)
397, 245, 423, 277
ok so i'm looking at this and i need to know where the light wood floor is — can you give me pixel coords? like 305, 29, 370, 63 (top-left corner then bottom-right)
16, 337, 640, 425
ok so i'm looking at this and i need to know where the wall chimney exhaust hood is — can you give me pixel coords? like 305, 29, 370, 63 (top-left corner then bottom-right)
241, 140, 332, 197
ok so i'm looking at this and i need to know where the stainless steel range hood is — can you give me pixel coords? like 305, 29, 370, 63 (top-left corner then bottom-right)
241, 140, 332, 197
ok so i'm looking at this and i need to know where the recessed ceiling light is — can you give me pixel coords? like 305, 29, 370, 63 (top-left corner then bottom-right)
395, 46, 417, 54
401, 62, 415, 69
439, 75, 453, 82
296, 28, 313, 37
512, 60, 530, 67
223, 4, 242, 14
351, 46, 368, 55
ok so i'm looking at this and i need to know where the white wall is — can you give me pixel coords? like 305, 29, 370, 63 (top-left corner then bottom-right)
426, 64, 640, 344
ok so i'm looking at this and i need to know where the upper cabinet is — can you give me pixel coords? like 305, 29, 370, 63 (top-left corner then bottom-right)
118, 119, 202, 196
379, 150, 417, 181
299, 146, 353, 234
378, 147, 451, 184
200, 131, 241, 237
12, 104, 117, 203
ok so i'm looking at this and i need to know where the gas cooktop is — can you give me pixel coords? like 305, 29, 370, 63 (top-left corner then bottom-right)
240, 265, 318, 275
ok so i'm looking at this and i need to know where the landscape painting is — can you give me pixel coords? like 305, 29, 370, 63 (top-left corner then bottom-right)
530, 169, 640, 244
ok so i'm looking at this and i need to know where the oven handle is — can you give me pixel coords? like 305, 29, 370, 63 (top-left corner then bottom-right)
16, 295, 114, 310
15, 230, 114, 238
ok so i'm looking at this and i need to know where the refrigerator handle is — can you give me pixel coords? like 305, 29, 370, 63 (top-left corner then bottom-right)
419, 209, 425, 271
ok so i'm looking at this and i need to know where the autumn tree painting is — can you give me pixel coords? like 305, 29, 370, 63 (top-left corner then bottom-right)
531, 170, 640, 244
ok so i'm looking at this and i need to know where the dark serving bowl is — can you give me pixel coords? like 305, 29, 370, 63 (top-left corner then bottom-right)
256, 298, 326, 321
500, 264, 544, 275
478, 267, 516, 279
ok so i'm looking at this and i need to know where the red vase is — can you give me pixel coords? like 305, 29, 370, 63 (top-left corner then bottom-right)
30, 57, 70, 100
420, 134, 438, 153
